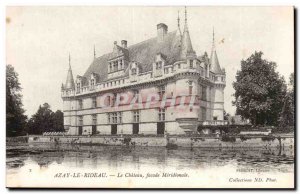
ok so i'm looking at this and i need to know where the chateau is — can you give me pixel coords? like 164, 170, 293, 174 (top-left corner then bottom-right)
61, 9, 226, 136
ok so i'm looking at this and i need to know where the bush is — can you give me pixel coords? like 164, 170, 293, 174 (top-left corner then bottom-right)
221, 136, 236, 142
261, 136, 275, 141
240, 135, 251, 142
123, 137, 131, 145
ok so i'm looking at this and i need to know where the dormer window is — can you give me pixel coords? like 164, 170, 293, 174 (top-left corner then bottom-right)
90, 79, 95, 90
113, 61, 117, 71
75, 76, 83, 94
132, 68, 137, 75
108, 58, 126, 74
156, 61, 162, 69
76, 83, 80, 92
164, 68, 169, 74
120, 60, 123, 69
205, 64, 208, 77
109, 63, 112, 73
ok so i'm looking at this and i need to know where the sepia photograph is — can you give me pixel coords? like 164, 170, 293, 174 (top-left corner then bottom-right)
6, 6, 295, 189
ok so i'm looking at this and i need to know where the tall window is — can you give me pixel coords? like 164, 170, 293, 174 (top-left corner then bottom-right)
133, 110, 140, 123
189, 59, 193, 68
158, 85, 165, 98
111, 93, 117, 106
108, 112, 121, 124
92, 97, 97, 108
76, 83, 80, 93
133, 90, 139, 98
107, 96, 111, 106
107, 113, 111, 124
118, 112, 122, 123
112, 112, 117, 123
90, 79, 95, 90
201, 107, 207, 121
92, 114, 97, 125
188, 81, 193, 95
202, 85, 207, 101
78, 99, 83, 110
78, 116, 83, 126
158, 108, 166, 121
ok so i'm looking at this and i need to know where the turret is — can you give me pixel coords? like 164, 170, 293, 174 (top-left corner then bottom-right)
64, 53, 75, 90
179, 7, 196, 60
210, 28, 223, 74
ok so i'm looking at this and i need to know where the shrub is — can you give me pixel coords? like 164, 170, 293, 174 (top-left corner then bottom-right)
261, 136, 275, 141
240, 135, 251, 142
123, 137, 131, 145
221, 136, 236, 142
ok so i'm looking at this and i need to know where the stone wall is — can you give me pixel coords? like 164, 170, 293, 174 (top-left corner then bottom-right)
28, 135, 294, 149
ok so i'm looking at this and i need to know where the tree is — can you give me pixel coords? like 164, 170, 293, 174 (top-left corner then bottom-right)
51, 110, 64, 132
6, 64, 27, 137
233, 51, 287, 126
25, 103, 64, 134
279, 73, 294, 127
223, 110, 230, 121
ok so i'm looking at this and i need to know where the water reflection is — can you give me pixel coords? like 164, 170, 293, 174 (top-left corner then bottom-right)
6, 143, 294, 173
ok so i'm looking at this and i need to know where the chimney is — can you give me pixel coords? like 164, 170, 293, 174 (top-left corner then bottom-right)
121, 40, 127, 48
157, 23, 168, 42
113, 41, 118, 52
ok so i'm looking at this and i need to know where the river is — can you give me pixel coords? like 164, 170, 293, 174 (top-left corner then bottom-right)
6, 143, 294, 188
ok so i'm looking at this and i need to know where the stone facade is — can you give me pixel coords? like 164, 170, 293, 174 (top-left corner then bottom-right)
61, 10, 226, 136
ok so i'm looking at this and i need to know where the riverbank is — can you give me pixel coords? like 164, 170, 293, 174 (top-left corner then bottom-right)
25, 134, 294, 148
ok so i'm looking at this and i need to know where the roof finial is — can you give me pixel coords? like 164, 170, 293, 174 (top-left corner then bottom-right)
68, 53, 71, 68
212, 27, 215, 49
184, 6, 187, 24
94, 45, 96, 59
177, 10, 180, 28
177, 10, 182, 36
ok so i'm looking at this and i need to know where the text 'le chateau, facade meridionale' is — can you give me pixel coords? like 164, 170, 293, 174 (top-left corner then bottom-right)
61, 8, 226, 136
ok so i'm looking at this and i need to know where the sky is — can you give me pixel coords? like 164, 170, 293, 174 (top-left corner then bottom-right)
6, 6, 294, 117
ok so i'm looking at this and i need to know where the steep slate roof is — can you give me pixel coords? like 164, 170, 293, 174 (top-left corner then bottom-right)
82, 31, 181, 86
210, 49, 223, 74
65, 67, 75, 89
210, 29, 224, 75
64, 55, 75, 89
180, 22, 195, 59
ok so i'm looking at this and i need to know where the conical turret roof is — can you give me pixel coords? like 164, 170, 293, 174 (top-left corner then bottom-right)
180, 7, 196, 60
210, 29, 223, 74
64, 54, 75, 90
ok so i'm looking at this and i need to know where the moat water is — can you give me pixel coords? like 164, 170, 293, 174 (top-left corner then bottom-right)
6, 143, 294, 188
